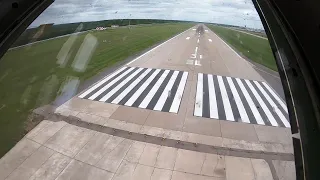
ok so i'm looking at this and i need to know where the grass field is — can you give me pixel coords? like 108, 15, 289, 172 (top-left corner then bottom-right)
233, 28, 267, 38
207, 24, 277, 71
0, 23, 193, 157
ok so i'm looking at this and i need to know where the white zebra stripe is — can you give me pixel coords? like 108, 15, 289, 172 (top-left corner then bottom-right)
125, 69, 161, 106
139, 70, 170, 108
99, 68, 144, 102
88, 67, 135, 100
217, 76, 235, 121
169, 72, 188, 113
226, 77, 250, 123
78, 67, 126, 98
194, 73, 203, 117
235, 78, 265, 125
208, 74, 218, 119
262, 82, 288, 113
245, 79, 278, 126
154, 71, 179, 111
254, 81, 290, 127
111, 68, 152, 104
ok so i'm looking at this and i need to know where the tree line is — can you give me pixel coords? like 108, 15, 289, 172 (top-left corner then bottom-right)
12, 19, 185, 47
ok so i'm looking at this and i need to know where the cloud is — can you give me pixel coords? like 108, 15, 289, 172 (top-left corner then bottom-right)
31, 0, 264, 29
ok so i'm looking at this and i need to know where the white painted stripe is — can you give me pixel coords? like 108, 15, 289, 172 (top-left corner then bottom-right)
235, 78, 264, 125
169, 72, 188, 113
125, 69, 161, 106
262, 82, 288, 112
197, 39, 199, 43
191, 46, 198, 59
99, 68, 143, 102
88, 67, 134, 100
245, 80, 278, 126
212, 32, 242, 59
205, 30, 208, 32
186, 37, 190, 40
126, 27, 192, 65
195, 60, 201, 66
226, 77, 250, 123
111, 68, 152, 104
200, 55, 203, 59
208, 74, 218, 119
254, 81, 290, 127
217, 76, 234, 121
192, 29, 196, 30
79, 67, 126, 98
154, 71, 179, 111
186, 60, 194, 65
208, 39, 212, 42
139, 70, 170, 108
194, 73, 203, 116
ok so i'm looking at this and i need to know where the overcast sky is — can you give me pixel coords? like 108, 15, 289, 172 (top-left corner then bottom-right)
31, 0, 264, 29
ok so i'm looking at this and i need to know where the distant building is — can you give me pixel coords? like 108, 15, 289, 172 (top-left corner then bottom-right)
96, 27, 107, 31
111, 25, 119, 28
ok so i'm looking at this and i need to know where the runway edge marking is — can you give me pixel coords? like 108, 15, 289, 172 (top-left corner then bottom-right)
126, 26, 195, 65
77, 26, 195, 97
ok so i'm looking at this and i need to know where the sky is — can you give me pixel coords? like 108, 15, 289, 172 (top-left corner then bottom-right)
31, 0, 264, 29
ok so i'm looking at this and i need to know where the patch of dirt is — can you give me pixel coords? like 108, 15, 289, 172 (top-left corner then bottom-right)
24, 112, 44, 133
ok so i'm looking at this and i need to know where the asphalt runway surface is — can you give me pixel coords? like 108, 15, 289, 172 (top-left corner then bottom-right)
78, 24, 289, 128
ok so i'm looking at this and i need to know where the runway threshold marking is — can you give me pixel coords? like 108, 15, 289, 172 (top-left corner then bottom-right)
79, 67, 188, 113
194, 73, 290, 128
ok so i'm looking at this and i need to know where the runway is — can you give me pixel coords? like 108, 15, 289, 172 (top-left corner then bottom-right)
77, 24, 289, 128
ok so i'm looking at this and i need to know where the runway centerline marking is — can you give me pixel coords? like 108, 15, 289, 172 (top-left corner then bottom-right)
208, 39, 212, 42
79, 67, 189, 114
195, 60, 201, 66
194, 73, 290, 127
186, 37, 190, 40
191, 46, 198, 59
197, 39, 200, 43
